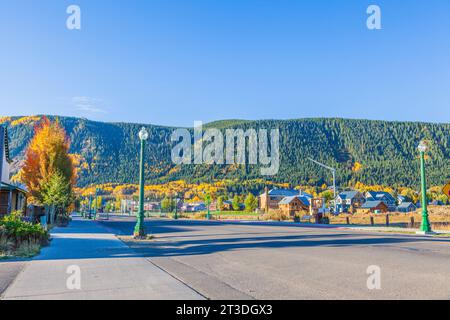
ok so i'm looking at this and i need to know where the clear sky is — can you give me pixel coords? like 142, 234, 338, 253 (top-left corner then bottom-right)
1, 0, 449, 126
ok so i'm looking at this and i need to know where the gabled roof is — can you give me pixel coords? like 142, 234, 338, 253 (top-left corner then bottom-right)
279, 195, 310, 206
279, 196, 296, 205
361, 200, 386, 209
397, 202, 416, 209
298, 196, 311, 206
260, 188, 313, 199
337, 191, 360, 200
366, 191, 395, 202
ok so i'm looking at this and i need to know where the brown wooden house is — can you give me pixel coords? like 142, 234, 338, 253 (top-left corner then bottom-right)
259, 188, 309, 212
278, 196, 309, 217
356, 200, 388, 214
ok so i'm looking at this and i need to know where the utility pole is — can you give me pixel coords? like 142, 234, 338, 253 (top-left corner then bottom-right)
308, 158, 337, 213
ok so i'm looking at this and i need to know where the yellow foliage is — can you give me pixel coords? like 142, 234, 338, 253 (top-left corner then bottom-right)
352, 162, 363, 172
353, 181, 394, 194
0, 116, 12, 124
11, 116, 42, 126
168, 166, 181, 175
19, 117, 76, 205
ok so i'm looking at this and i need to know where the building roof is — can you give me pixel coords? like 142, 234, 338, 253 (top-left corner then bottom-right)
361, 200, 386, 209
278, 196, 296, 205
279, 195, 310, 206
337, 191, 360, 200
366, 191, 395, 202
267, 189, 299, 197
260, 188, 313, 199
397, 202, 416, 209
191, 202, 206, 207
0, 182, 28, 194
298, 196, 311, 206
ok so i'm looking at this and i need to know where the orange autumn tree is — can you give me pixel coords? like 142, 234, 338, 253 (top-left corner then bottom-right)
20, 117, 76, 214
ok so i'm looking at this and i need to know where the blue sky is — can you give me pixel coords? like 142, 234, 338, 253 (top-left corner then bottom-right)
0, 0, 449, 126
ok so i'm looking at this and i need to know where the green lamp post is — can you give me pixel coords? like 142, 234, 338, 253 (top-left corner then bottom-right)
134, 127, 149, 238
205, 193, 212, 220
417, 141, 432, 234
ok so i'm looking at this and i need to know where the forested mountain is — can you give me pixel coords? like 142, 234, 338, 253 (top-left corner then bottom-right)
1, 115, 449, 188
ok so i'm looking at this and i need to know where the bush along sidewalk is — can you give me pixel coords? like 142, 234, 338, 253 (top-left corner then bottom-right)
0, 212, 49, 259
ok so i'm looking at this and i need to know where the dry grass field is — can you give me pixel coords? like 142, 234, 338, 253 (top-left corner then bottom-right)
329, 205, 450, 230
143, 206, 450, 230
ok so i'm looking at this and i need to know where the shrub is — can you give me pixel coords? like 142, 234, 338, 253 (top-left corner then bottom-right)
192, 212, 215, 220
0, 212, 49, 257
262, 211, 290, 221
168, 212, 190, 219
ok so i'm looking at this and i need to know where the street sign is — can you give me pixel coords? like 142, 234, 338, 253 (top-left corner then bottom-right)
443, 182, 450, 199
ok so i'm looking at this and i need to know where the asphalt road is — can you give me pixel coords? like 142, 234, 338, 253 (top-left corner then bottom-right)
99, 217, 450, 300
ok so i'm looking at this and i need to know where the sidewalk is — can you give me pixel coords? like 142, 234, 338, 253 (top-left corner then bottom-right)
2, 217, 203, 300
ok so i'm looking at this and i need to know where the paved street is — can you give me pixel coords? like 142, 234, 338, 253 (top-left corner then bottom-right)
2, 216, 450, 300
100, 216, 450, 300
1, 218, 202, 300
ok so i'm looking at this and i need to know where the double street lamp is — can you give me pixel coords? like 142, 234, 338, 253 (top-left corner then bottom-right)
417, 140, 432, 234
134, 127, 149, 238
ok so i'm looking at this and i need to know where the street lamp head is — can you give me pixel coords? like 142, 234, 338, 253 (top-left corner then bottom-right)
139, 127, 149, 141
418, 140, 428, 153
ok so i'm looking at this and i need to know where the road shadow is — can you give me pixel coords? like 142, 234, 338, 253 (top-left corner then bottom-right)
98, 218, 450, 259
122, 233, 450, 258
23, 218, 450, 262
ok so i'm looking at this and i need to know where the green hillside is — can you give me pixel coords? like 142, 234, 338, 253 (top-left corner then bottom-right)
2, 115, 449, 188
